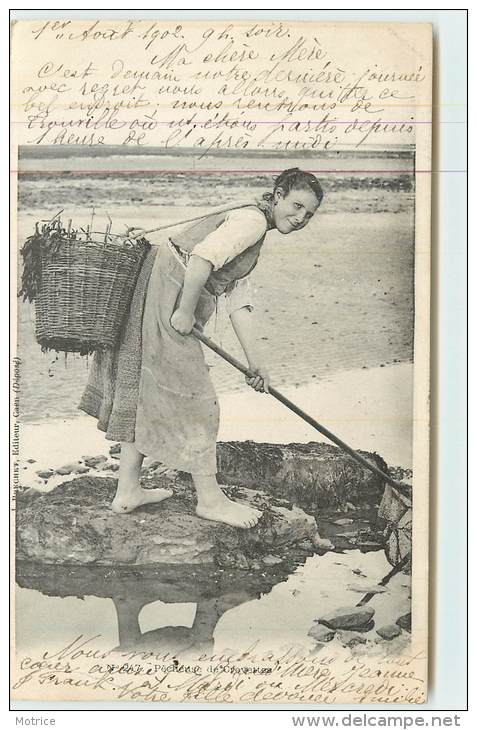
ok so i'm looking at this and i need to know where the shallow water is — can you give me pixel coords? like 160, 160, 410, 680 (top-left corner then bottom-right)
15, 548, 411, 659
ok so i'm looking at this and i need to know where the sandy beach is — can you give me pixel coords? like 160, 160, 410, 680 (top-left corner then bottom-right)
17, 206, 414, 423
13, 150, 415, 668
15, 364, 413, 663
19, 362, 412, 496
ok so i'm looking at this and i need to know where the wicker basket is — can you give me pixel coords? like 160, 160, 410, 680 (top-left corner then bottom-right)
20, 219, 150, 354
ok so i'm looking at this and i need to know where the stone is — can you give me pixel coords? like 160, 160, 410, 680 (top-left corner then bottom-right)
99, 462, 119, 472
15, 474, 320, 568
308, 623, 335, 643
36, 469, 54, 480
377, 624, 402, 640
312, 535, 335, 551
338, 631, 368, 648
83, 455, 108, 468
334, 518, 354, 526
216, 441, 391, 510
396, 612, 412, 632
55, 462, 84, 476
318, 606, 375, 631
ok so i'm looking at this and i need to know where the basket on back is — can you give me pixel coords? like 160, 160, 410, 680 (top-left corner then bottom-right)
19, 216, 150, 355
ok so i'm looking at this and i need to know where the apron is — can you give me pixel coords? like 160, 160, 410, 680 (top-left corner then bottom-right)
80, 202, 271, 475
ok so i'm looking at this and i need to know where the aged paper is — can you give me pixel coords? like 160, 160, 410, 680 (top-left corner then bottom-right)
10, 18, 432, 704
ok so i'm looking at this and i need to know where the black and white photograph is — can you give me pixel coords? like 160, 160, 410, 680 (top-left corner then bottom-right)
10, 17, 434, 706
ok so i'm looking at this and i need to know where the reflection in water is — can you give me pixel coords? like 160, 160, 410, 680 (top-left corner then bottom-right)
15, 559, 300, 658
16, 549, 411, 659
112, 592, 251, 656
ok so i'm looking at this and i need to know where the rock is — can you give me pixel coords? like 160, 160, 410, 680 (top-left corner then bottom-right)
308, 624, 335, 643
312, 535, 335, 551
334, 518, 354, 526
36, 469, 54, 480
15, 474, 320, 567
217, 441, 390, 510
262, 555, 283, 566
377, 624, 402, 640
396, 612, 412, 632
347, 583, 388, 595
345, 502, 356, 511
99, 462, 119, 472
318, 606, 375, 631
55, 462, 85, 476
83, 455, 108, 468
338, 631, 368, 648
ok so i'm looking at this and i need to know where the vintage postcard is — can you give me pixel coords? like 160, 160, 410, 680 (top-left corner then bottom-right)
10, 17, 432, 704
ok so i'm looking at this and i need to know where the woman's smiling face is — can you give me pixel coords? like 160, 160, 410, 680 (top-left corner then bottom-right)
271, 186, 321, 234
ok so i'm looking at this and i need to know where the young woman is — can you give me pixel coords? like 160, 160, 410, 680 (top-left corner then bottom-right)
80, 168, 323, 529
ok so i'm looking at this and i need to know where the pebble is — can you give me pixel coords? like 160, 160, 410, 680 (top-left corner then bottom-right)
396, 612, 412, 632
36, 469, 54, 480
100, 462, 120, 472
377, 624, 402, 640
308, 624, 335, 643
338, 631, 367, 648
318, 606, 375, 631
56, 462, 83, 476
83, 455, 107, 468
312, 536, 335, 551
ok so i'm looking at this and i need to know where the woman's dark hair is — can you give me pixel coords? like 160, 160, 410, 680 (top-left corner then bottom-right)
264, 167, 324, 206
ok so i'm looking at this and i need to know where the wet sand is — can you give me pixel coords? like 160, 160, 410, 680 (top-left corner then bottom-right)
16, 201, 414, 423
15, 366, 413, 662
13, 153, 415, 680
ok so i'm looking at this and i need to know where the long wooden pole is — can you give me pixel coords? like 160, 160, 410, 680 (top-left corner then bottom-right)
192, 327, 409, 496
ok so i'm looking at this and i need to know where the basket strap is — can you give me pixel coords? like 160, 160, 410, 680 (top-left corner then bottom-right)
129, 200, 257, 242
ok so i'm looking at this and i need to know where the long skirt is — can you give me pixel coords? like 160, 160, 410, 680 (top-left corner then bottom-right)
79, 240, 220, 475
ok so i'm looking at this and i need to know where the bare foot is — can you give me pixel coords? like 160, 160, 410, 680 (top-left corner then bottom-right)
111, 487, 173, 514
196, 491, 262, 529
